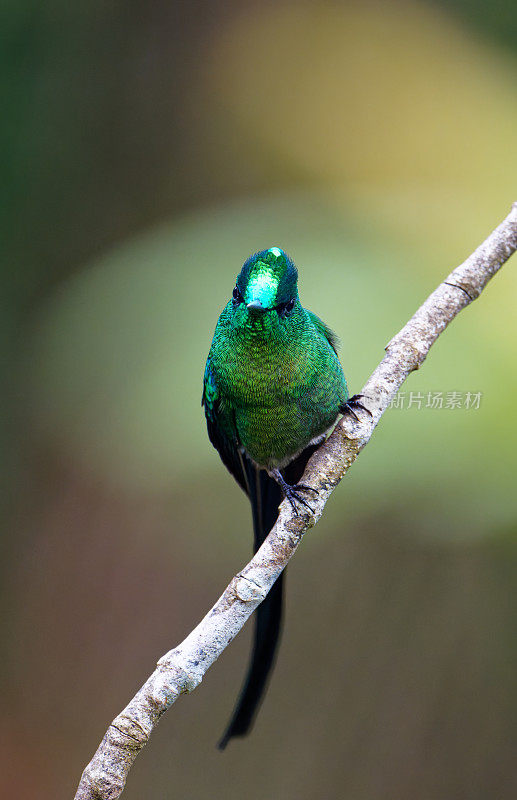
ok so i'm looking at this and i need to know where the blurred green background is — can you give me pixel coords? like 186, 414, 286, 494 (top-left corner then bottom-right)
3, 1, 517, 798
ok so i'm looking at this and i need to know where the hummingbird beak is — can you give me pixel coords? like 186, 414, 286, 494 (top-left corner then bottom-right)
247, 300, 267, 313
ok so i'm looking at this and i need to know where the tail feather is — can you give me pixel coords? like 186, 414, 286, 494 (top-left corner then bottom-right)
218, 445, 318, 749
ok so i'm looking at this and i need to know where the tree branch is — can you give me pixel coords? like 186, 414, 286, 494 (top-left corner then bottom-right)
75, 203, 517, 800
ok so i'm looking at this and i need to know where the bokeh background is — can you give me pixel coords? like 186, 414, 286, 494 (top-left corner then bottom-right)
3, 1, 517, 797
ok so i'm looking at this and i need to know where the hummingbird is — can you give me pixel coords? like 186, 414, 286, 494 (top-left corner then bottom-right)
203, 247, 364, 748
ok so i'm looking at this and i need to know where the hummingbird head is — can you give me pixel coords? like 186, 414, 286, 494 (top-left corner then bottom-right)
232, 247, 299, 319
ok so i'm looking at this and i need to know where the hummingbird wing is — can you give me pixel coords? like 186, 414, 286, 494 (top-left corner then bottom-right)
202, 359, 248, 493
306, 309, 340, 354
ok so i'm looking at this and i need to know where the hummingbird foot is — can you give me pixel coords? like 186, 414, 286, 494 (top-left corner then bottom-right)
269, 469, 318, 514
340, 394, 372, 422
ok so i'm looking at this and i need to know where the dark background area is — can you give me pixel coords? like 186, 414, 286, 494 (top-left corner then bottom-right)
2, 1, 517, 797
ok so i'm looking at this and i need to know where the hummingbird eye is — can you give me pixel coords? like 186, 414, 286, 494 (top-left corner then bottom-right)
232, 286, 243, 304
277, 298, 295, 317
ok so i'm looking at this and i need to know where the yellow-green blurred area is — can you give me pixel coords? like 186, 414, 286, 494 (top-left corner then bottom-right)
3, 1, 517, 798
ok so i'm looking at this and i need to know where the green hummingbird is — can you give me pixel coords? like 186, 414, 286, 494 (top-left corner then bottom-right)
203, 247, 365, 748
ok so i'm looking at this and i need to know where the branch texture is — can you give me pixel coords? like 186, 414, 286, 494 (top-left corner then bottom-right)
75, 203, 517, 800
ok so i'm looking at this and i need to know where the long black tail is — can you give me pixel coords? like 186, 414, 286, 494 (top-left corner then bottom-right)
218, 446, 318, 749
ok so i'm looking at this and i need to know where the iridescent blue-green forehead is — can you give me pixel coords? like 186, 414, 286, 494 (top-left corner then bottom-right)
236, 247, 298, 305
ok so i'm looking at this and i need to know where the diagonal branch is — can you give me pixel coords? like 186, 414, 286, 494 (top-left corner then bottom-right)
75, 203, 517, 800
